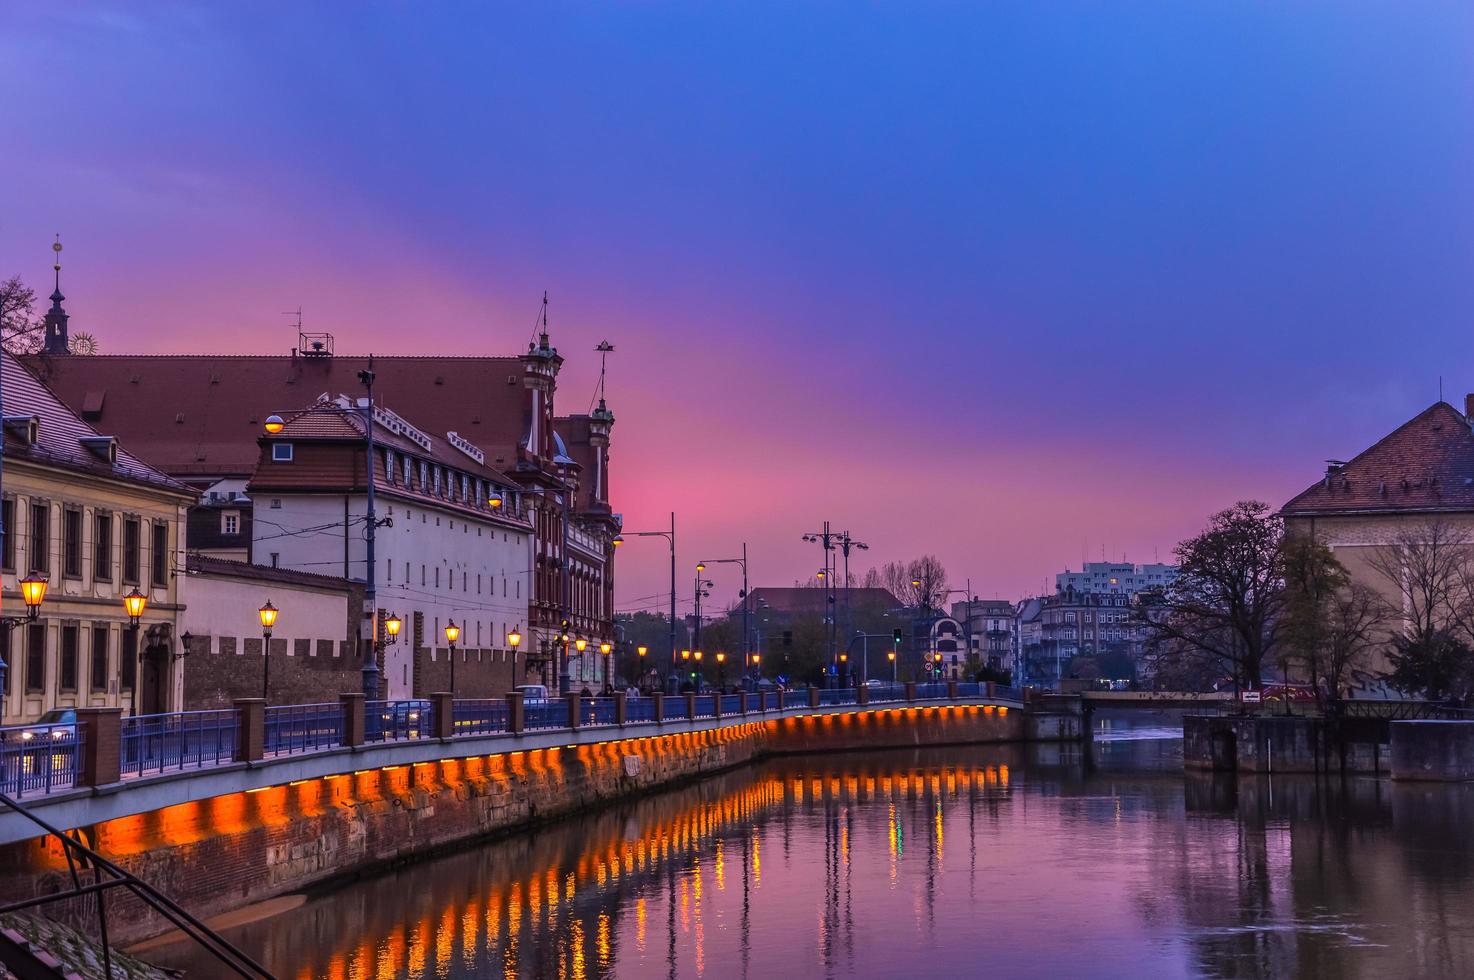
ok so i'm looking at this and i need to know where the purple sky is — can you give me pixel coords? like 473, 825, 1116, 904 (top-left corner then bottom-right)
3, 3, 1472, 616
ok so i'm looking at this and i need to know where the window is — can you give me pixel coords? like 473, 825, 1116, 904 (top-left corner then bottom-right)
63, 509, 82, 577
270, 498, 282, 510
28, 501, 49, 573
270, 552, 279, 568
121, 627, 137, 691
0, 498, 11, 571
24, 623, 44, 693
272, 443, 294, 462
152, 522, 168, 586
221, 511, 239, 536
90, 626, 108, 692
93, 513, 112, 580
123, 518, 140, 584
0, 629, 8, 694
60, 625, 78, 691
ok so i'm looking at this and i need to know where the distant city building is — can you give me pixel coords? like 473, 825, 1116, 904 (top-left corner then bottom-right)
950, 598, 1018, 674
1055, 562, 1178, 595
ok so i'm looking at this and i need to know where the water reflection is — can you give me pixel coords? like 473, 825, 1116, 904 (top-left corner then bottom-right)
148, 722, 1474, 979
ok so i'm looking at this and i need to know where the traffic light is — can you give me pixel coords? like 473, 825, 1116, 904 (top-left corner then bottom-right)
892, 628, 903, 647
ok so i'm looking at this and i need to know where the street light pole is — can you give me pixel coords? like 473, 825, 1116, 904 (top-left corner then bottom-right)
257, 600, 278, 703
613, 514, 677, 688
358, 358, 382, 701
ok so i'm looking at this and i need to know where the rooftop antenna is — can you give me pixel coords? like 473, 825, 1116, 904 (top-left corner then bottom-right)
287, 307, 333, 358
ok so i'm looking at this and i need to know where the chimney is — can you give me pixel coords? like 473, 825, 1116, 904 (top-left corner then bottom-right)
1464, 393, 1474, 422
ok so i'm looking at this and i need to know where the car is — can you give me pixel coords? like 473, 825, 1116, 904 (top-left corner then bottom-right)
1, 709, 78, 744
513, 684, 551, 704
377, 699, 432, 733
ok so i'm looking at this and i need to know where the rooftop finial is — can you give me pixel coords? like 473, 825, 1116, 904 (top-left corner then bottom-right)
594, 340, 614, 410
51, 235, 63, 296
42, 235, 70, 355
539, 290, 550, 349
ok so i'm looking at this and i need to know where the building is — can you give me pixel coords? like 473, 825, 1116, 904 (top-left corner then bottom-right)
0, 349, 194, 724
178, 555, 366, 708
24, 318, 620, 694
1055, 561, 1178, 595
1022, 587, 1143, 686
249, 397, 539, 699
950, 598, 1018, 674
1280, 397, 1474, 689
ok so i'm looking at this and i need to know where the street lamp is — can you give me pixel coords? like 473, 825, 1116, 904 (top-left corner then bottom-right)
697, 544, 750, 690
257, 599, 277, 703
120, 588, 149, 714
445, 619, 460, 694
617, 514, 678, 689
888, 649, 897, 683
0, 575, 48, 703
384, 612, 403, 642
263, 414, 285, 434
716, 651, 726, 689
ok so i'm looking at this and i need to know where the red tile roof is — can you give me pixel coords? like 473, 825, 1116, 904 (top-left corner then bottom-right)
21, 354, 543, 480
746, 587, 904, 616
4, 352, 192, 497
1281, 401, 1474, 516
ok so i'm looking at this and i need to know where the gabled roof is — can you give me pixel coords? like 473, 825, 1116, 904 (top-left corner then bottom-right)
1282, 401, 1474, 516
746, 587, 903, 616
20, 354, 541, 479
4, 352, 192, 497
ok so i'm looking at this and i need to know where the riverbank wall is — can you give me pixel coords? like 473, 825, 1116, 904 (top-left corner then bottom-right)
1183, 714, 1390, 774
4, 702, 1061, 945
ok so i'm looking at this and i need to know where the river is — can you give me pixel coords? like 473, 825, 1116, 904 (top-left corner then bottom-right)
144, 713, 1474, 978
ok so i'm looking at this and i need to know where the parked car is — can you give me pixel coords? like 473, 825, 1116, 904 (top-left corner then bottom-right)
513, 684, 551, 704
378, 699, 432, 733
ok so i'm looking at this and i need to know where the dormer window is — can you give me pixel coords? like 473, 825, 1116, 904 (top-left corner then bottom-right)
4, 415, 39, 446
272, 443, 294, 462
79, 435, 117, 464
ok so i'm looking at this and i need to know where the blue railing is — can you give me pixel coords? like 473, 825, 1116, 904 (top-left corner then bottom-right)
264, 703, 342, 756
364, 700, 433, 742
122, 710, 238, 778
454, 699, 511, 737
626, 696, 658, 722
0, 723, 81, 796
7, 685, 1018, 799
524, 700, 567, 731
956, 681, 982, 697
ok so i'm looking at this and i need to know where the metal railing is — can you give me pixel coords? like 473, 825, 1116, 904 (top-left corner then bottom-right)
264, 702, 342, 757
7, 686, 1023, 801
364, 699, 433, 742
992, 685, 1024, 702
453, 699, 511, 737
0, 724, 81, 796
122, 710, 238, 778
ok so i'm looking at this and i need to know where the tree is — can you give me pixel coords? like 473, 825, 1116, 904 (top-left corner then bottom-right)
1367, 519, 1474, 701
1281, 538, 1388, 700
1140, 501, 1285, 690
0, 276, 41, 354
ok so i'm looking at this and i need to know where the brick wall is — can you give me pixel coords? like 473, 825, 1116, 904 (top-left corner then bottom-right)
411, 646, 533, 698
182, 634, 366, 708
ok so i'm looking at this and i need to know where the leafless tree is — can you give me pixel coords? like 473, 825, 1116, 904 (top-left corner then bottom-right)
1140, 501, 1285, 690
0, 276, 41, 354
1366, 519, 1472, 646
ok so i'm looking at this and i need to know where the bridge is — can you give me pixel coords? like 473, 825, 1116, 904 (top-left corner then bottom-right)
0, 681, 1035, 847
1080, 691, 1235, 710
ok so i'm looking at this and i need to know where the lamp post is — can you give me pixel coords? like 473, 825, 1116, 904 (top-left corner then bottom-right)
692, 566, 712, 653
257, 600, 278, 703
120, 587, 148, 714
695, 544, 750, 689
715, 651, 726, 690
444, 619, 460, 694
888, 649, 897, 683
749, 652, 761, 684
0, 575, 48, 714
802, 524, 867, 688
508, 624, 522, 677
611, 513, 677, 690
600, 640, 612, 686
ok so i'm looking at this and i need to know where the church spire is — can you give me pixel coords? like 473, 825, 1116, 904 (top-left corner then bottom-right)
42, 236, 69, 356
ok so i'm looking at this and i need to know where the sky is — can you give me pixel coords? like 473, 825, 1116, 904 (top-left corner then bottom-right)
2, 3, 1472, 617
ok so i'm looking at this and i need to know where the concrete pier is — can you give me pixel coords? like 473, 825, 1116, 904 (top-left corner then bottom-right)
1391, 720, 1474, 781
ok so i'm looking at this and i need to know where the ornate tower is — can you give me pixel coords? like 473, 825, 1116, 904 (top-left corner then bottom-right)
42, 237, 69, 356
519, 293, 562, 467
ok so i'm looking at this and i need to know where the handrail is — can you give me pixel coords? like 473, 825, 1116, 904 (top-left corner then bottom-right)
0, 789, 274, 979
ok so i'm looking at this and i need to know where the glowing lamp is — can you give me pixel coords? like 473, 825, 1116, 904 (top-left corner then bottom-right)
637, 645, 648, 657
384, 612, 403, 638
509, 627, 522, 649
715, 652, 726, 664
600, 641, 612, 655
681, 650, 691, 661
122, 588, 148, 624
444, 620, 460, 645
256, 599, 278, 631
612, 535, 624, 546
487, 492, 504, 508
575, 638, 587, 652
694, 650, 703, 662
263, 414, 285, 434
18, 575, 47, 615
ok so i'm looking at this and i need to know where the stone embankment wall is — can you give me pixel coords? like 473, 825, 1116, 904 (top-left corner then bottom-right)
3, 704, 1039, 945
1183, 715, 1390, 774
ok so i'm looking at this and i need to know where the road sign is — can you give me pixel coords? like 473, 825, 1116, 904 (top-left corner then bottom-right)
1241, 690, 1261, 703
